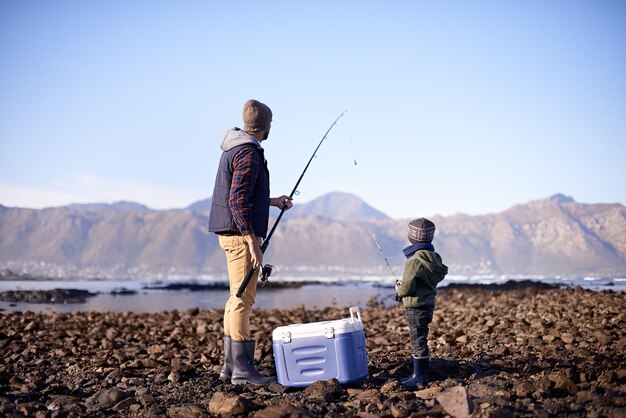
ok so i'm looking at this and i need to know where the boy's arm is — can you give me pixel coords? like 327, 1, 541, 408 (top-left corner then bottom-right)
396, 260, 419, 296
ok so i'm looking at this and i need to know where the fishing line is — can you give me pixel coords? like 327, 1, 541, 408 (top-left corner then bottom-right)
371, 233, 403, 302
236, 110, 348, 298
371, 233, 398, 282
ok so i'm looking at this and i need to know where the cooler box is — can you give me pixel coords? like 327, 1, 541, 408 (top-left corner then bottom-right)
272, 306, 368, 387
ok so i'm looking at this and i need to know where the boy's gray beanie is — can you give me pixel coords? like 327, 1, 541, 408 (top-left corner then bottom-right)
408, 218, 436, 243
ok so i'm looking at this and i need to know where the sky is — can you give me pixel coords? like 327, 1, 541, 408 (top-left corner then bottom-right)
1, 0, 625, 219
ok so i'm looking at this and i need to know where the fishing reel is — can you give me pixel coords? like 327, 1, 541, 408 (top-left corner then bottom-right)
394, 280, 403, 303
259, 263, 277, 287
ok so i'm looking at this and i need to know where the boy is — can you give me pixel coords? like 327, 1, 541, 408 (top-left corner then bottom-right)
395, 218, 448, 388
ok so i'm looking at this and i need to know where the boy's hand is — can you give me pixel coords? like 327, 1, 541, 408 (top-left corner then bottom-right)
394, 282, 403, 302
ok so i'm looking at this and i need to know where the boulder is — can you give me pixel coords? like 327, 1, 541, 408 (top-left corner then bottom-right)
436, 386, 473, 418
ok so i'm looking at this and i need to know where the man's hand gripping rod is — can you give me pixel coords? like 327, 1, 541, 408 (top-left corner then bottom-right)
235, 110, 348, 298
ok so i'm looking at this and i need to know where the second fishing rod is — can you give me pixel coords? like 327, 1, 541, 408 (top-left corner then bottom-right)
235, 110, 348, 298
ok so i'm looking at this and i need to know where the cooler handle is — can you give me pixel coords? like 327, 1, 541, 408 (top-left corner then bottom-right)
349, 306, 361, 324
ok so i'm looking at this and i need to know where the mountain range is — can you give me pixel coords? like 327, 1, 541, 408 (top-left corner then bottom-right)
1, 192, 625, 278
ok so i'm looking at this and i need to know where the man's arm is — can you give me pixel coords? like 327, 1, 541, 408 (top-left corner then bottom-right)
229, 147, 263, 268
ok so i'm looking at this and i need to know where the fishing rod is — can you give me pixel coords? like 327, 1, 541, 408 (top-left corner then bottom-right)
236, 110, 348, 298
371, 233, 402, 302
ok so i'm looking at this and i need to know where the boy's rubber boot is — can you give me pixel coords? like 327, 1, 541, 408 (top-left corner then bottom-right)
219, 335, 232, 381
401, 357, 429, 388
230, 339, 276, 385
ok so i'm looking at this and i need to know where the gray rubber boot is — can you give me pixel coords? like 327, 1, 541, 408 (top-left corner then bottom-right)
401, 357, 429, 388
219, 335, 232, 381
231, 339, 276, 385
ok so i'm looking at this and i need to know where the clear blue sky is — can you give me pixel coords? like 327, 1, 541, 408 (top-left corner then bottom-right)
1, 0, 625, 218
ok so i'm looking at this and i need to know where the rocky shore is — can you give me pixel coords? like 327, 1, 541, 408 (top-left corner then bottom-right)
1, 283, 624, 417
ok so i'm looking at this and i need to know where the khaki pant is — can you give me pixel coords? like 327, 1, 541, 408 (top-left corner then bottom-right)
218, 235, 261, 341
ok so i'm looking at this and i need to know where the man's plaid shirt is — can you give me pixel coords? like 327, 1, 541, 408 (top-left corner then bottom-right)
229, 146, 263, 236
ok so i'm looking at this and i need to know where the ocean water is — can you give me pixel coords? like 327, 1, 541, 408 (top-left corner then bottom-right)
0, 276, 624, 314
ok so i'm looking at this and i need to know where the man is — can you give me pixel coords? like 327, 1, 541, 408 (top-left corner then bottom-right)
208, 99, 293, 385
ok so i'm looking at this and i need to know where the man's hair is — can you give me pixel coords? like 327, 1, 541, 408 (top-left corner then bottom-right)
242, 99, 272, 132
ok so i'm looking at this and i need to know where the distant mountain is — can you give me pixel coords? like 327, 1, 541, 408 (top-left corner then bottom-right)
1, 193, 625, 277
0, 207, 222, 277
548, 193, 575, 204
186, 192, 389, 221
432, 195, 626, 276
64, 201, 152, 212
287, 192, 390, 221
186, 198, 212, 213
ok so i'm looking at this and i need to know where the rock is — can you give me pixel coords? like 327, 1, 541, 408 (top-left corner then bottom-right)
576, 391, 598, 403
196, 322, 208, 335
380, 380, 401, 395
142, 358, 158, 368
303, 378, 345, 402
112, 397, 137, 412
390, 402, 411, 418
456, 335, 468, 344
358, 412, 386, 418
267, 381, 289, 394
467, 381, 495, 399
24, 321, 38, 331
548, 372, 578, 395
138, 393, 156, 406
46, 395, 80, 411
436, 386, 473, 418
16, 403, 34, 416
167, 404, 209, 418
414, 386, 443, 399
208, 392, 253, 415
254, 404, 312, 418
168, 370, 181, 383
85, 388, 130, 411
354, 389, 384, 403
346, 388, 363, 396
148, 344, 164, 356
105, 328, 118, 340
142, 406, 167, 418
514, 381, 534, 398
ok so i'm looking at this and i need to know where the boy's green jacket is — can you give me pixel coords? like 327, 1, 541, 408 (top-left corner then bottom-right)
396, 250, 448, 308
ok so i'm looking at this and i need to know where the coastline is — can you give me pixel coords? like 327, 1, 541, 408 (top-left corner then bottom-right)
1, 277, 624, 313
1, 282, 624, 417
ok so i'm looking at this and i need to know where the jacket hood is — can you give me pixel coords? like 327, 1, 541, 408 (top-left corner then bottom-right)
220, 128, 262, 152
414, 250, 449, 277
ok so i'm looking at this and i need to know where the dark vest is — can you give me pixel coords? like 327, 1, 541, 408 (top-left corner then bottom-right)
208, 144, 270, 238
